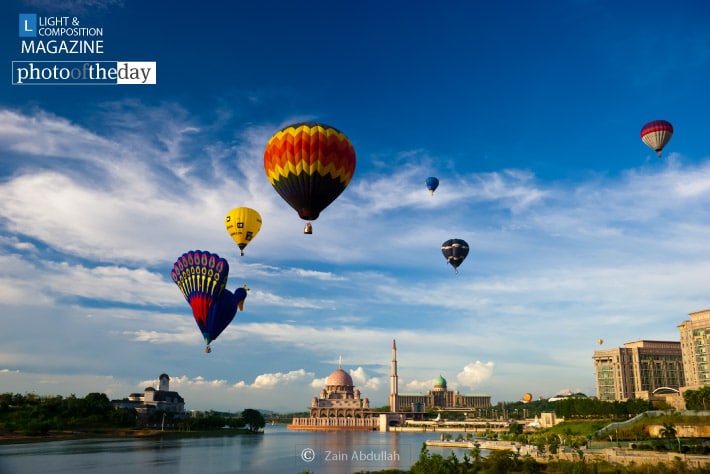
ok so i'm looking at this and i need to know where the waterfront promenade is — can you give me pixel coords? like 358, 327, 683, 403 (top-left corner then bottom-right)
425, 439, 710, 468
288, 416, 379, 431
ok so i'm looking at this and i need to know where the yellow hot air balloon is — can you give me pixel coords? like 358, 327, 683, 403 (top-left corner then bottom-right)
225, 207, 262, 256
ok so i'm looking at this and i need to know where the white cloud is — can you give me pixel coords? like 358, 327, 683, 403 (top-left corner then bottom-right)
234, 369, 314, 390
404, 379, 435, 393
349, 366, 381, 391
457, 361, 495, 390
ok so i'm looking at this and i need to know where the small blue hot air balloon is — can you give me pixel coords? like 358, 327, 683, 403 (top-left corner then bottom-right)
426, 177, 439, 195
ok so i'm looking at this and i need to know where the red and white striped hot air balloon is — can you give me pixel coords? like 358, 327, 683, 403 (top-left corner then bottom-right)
640, 120, 673, 158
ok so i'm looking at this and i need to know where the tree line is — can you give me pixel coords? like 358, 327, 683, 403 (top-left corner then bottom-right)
550, 397, 652, 418
0, 392, 264, 436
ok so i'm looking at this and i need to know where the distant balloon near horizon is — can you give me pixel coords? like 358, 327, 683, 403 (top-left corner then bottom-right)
263, 122, 356, 234
426, 176, 439, 194
640, 120, 673, 158
225, 207, 262, 256
441, 238, 469, 274
522, 392, 533, 403
598, 338, 604, 346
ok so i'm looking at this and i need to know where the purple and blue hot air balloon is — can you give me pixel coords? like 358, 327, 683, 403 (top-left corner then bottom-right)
170, 250, 248, 353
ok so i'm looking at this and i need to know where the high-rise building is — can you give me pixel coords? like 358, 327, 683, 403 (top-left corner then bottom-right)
678, 309, 710, 388
593, 340, 684, 401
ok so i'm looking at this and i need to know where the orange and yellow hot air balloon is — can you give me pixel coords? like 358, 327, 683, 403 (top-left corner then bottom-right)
263, 122, 356, 234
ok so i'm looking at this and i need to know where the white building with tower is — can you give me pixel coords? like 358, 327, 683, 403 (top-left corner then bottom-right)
111, 373, 185, 414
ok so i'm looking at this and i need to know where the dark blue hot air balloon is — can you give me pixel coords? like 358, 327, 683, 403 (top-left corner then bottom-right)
441, 239, 469, 274
426, 176, 439, 195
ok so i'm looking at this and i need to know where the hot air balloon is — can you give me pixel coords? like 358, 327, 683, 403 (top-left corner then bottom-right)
426, 176, 439, 195
225, 207, 262, 256
598, 338, 604, 346
263, 122, 356, 234
522, 392, 533, 403
170, 250, 248, 353
640, 120, 673, 157
441, 238, 469, 273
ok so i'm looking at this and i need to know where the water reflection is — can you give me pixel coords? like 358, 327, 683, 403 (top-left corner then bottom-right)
0, 425, 478, 474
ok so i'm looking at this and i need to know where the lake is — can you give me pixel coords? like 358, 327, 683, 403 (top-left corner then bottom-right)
0, 425, 485, 474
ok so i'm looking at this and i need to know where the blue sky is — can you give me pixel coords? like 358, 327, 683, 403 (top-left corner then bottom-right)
2, 0, 710, 412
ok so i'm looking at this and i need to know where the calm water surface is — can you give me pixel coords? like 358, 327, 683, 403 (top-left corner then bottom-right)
0, 425, 485, 474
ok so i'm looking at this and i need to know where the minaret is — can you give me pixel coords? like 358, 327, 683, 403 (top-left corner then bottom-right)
389, 339, 399, 412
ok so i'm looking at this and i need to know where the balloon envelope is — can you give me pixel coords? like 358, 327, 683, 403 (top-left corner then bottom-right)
441, 239, 469, 273
426, 176, 439, 194
170, 250, 247, 351
522, 392, 533, 402
225, 207, 262, 256
640, 120, 673, 157
263, 122, 356, 225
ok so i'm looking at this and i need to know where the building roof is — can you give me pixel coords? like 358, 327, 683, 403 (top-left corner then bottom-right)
326, 368, 353, 387
434, 374, 447, 388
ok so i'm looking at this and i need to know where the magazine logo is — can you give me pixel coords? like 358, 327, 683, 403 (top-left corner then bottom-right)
12, 61, 156, 85
12, 14, 156, 85
19, 14, 37, 37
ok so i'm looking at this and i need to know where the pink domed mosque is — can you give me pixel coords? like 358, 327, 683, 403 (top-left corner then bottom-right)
287, 358, 379, 431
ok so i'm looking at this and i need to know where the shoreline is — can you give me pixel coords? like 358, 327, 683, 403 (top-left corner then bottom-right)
0, 428, 256, 445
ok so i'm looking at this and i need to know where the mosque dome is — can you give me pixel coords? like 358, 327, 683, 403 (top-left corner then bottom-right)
434, 374, 447, 389
326, 368, 353, 387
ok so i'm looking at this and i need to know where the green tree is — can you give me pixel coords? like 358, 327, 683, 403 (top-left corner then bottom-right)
684, 386, 710, 410
508, 422, 523, 436
467, 446, 483, 473
659, 422, 679, 452
482, 449, 518, 474
241, 409, 265, 433
410, 444, 447, 474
